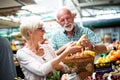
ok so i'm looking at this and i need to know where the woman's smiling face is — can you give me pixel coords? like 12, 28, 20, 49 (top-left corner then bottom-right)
33, 25, 45, 43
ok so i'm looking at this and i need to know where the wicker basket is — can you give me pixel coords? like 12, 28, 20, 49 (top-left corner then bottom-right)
62, 56, 94, 80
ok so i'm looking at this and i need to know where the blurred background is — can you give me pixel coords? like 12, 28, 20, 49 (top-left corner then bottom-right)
0, 0, 120, 79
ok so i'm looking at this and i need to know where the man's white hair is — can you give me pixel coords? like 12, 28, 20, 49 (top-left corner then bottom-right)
55, 6, 72, 21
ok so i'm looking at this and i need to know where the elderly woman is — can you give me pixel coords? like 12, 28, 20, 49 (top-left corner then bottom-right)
16, 17, 82, 80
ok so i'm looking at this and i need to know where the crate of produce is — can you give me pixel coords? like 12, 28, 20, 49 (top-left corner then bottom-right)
94, 62, 112, 71
62, 56, 94, 80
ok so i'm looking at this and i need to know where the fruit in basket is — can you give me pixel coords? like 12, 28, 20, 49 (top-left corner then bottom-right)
76, 34, 87, 46
75, 34, 87, 56
76, 34, 96, 57
84, 50, 96, 57
76, 43, 81, 46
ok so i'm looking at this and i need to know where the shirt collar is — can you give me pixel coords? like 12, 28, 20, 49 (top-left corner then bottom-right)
74, 23, 80, 35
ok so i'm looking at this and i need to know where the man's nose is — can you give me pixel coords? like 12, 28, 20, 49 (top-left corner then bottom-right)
64, 19, 69, 24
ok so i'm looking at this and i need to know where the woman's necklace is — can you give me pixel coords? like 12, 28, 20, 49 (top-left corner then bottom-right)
37, 46, 47, 62
27, 44, 47, 61
36, 47, 44, 56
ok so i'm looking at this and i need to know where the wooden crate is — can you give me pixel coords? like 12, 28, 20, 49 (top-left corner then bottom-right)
62, 56, 94, 80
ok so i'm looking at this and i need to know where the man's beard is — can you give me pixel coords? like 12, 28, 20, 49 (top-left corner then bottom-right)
63, 23, 74, 31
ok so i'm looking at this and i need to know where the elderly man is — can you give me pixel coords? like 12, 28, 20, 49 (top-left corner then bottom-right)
50, 7, 107, 55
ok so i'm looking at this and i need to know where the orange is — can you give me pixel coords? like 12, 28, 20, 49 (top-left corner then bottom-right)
109, 55, 118, 61
118, 45, 120, 50
113, 51, 119, 58
116, 50, 120, 58
116, 60, 120, 64
113, 50, 120, 58
109, 50, 115, 55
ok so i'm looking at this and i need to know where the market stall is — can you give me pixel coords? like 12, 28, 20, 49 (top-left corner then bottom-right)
62, 35, 120, 80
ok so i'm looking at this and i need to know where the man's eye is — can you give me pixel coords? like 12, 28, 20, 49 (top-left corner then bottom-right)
60, 19, 64, 22
67, 17, 71, 20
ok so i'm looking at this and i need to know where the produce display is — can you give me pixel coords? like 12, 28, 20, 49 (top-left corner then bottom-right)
65, 37, 120, 80
95, 41, 120, 67
87, 41, 120, 80
86, 71, 120, 80
86, 61, 120, 80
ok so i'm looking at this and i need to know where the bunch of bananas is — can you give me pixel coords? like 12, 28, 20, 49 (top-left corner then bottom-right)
76, 34, 96, 57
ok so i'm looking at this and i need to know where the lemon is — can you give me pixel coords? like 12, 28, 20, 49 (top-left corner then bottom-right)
96, 57, 103, 63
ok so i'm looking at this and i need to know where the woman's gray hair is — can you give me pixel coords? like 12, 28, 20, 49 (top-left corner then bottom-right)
20, 16, 43, 40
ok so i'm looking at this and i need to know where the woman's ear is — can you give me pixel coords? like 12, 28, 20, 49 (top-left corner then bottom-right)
27, 30, 32, 37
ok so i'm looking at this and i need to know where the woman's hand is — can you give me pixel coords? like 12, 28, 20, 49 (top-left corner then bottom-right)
64, 42, 82, 54
55, 41, 75, 55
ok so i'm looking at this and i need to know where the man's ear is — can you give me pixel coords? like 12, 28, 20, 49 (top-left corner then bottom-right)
56, 20, 59, 23
72, 12, 76, 18
56, 20, 60, 25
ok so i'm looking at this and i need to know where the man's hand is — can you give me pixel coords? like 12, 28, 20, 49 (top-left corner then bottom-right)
80, 39, 93, 50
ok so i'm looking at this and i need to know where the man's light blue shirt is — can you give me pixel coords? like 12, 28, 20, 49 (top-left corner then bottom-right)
50, 23, 100, 50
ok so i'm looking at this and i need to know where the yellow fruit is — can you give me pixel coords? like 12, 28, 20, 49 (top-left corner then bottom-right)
105, 57, 110, 63
78, 34, 87, 43
96, 57, 103, 64
95, 64, 99, 68
115, 60, 120, 65
100, 63, 104, 67
102, 57, 106, 63
84, 50, 96, 57
11, 44, 17, 51
76, 34, 87, 46
76, 42, 81, 46
75, 34, 87, 56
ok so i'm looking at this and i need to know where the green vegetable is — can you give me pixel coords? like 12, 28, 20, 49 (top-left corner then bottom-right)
47, 70, 61, 80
